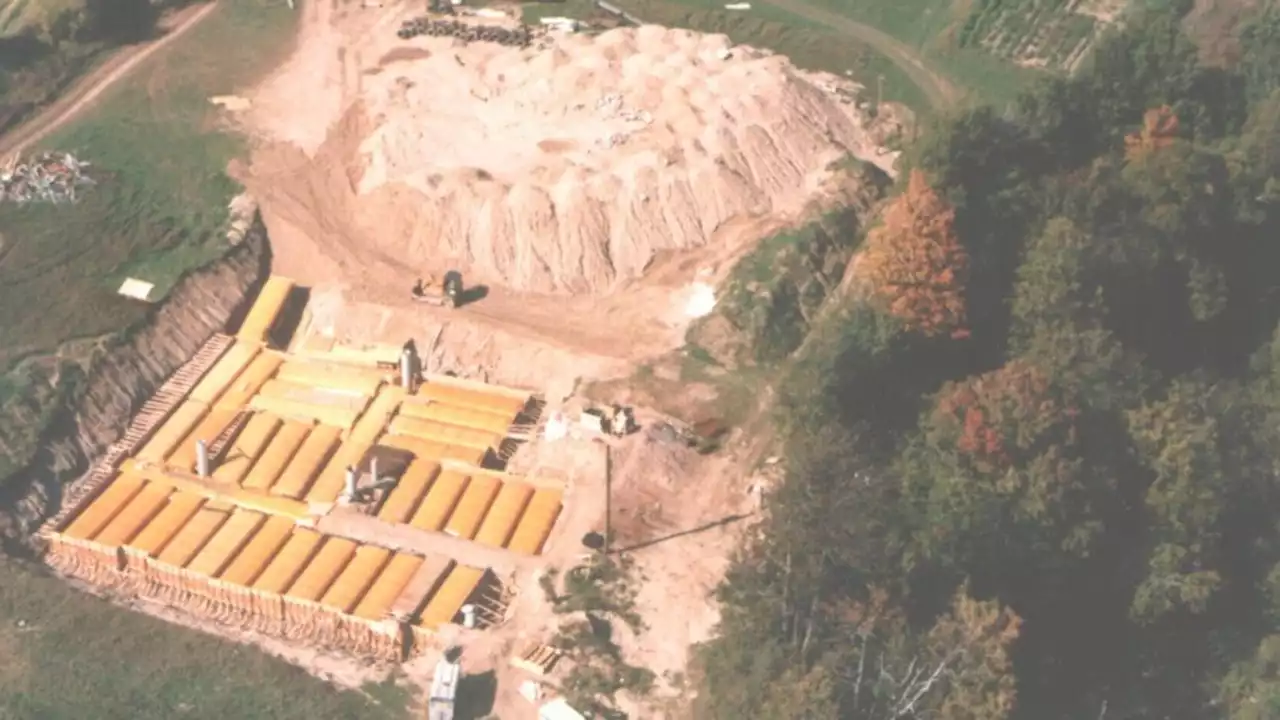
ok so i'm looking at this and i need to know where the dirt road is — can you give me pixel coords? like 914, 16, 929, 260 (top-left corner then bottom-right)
0, 2, 220, 159
762, 0, 962, 108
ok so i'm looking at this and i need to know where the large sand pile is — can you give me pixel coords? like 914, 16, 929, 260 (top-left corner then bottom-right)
243, 10, 894, 296
356, 25, 888, 293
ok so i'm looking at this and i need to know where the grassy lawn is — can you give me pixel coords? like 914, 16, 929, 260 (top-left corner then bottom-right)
536, 0, 1083, 109
0, 0, 296, 483
524, 0, 933, 112
795, 0, 1082, 96
0, 557, 411, 720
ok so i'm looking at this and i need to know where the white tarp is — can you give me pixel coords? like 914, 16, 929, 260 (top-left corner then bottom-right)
539, 698, 587, 720
117, 278, 155, 302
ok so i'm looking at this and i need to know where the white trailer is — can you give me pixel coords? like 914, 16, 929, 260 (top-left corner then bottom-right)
428, 656, 462, 720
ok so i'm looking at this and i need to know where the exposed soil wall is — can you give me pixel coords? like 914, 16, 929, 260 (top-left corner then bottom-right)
0, 219, 271, 547
688, 161, 891, 368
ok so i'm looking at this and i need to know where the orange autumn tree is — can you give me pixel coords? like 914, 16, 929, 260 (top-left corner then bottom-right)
863, 169, 970, 338
931, 359, 1079, 474
1124, 105, 1180, 160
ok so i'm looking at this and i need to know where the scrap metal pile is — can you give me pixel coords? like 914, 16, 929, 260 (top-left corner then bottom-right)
1, 151, 96, 204
396, 16, 538, 47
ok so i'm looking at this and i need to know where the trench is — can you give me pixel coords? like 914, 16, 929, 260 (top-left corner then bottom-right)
0, 218, 273, 550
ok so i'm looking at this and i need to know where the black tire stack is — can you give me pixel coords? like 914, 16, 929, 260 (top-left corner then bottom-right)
396, 17, 537, 47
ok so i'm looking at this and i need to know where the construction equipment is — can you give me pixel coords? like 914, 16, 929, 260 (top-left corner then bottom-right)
605, 405, 634, 438
411, 271, 464, 309
428, 652, 462, 720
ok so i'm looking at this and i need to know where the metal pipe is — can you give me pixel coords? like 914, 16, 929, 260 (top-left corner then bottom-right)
400, 348, 414, 390
370, 457, 379, 486
343, 465, 358, 500
196, 440, 210, 478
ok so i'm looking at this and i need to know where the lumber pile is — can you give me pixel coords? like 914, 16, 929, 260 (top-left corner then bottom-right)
511, 642, 563, 676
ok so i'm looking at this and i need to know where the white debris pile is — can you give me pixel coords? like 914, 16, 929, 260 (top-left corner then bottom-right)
1, 151, 96, 204
683, 282, 717, 318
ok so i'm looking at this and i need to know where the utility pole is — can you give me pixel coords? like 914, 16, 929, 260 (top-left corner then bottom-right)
603, 443, 612, 555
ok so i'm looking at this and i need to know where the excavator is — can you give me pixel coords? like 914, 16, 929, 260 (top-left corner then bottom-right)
411, 271, 464, 308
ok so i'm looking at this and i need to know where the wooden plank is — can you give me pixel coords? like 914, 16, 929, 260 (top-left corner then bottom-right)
416, 565, 486, 630
63, 474, 147, 541
388, 415, 496, 452
213, 352, 285, 412
123, 461, 312, 522
166, 407, 243, 472
252, 528, 325, 594
417, 377, 529, 415
377, 434, 487, 467
219, 515, 296, 586
285, 538, 358, 602
474, 482, 534, 548
375, 459, 439, 525
212, 412, 282, 485
249, 393, 364, 430
189, 342, 262, 404
257, 379, 371, 407
388, 554, 455, 620
319, 545, 392, 613
353, 553, 425, 621
242, 420, 312, 491
270, 425, 342, 499
91, 482, 172, 548
135, 401, 209, 463
375, 433, 450, 460
507, 488, 564, 555
237, 276, 295, 343
408, 470, 470, 533
304, 387, 406, 504
156, 501, 234, 567
275, 361, 386, 397
324, 342, 404, 368
397, 400, 515, 435
443, 475, 502, 540
186, 510, 267, 577
125, 493, 206, 558
440, 458, 567, 491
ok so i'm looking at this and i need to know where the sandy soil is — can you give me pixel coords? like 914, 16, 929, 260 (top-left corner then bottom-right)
194, 0, 901, 714
233, 0, 898, 358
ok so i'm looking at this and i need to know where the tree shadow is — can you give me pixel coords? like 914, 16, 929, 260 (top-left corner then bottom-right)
0, 31, 53, 72
610, 513, 748, 554
455, 669, 497, 720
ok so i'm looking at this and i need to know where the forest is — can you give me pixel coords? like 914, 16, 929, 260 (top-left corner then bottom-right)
692, 2, 1280, 718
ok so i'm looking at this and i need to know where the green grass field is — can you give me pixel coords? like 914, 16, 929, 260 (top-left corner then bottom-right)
523, 0, 932, 111
0, 0, 296, 485
0, 557, 411, 720
531, 0, 1098, 111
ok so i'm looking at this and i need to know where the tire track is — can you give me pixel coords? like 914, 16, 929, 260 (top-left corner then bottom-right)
0, 2, 221, 159
759, 0, 962, 108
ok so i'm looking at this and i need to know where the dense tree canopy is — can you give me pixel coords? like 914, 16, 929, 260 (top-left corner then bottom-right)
695, 4, 1280, 718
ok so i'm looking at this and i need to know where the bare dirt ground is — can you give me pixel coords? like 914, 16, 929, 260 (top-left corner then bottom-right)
186, 0, 900, 714
231, 0, 900, 373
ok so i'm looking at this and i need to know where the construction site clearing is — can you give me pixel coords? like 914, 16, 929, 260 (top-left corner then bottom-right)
39, 274, 599, 668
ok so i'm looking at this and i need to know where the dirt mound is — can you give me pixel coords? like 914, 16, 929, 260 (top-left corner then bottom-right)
242, 15, 894, 297
355, 26, 885, 293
